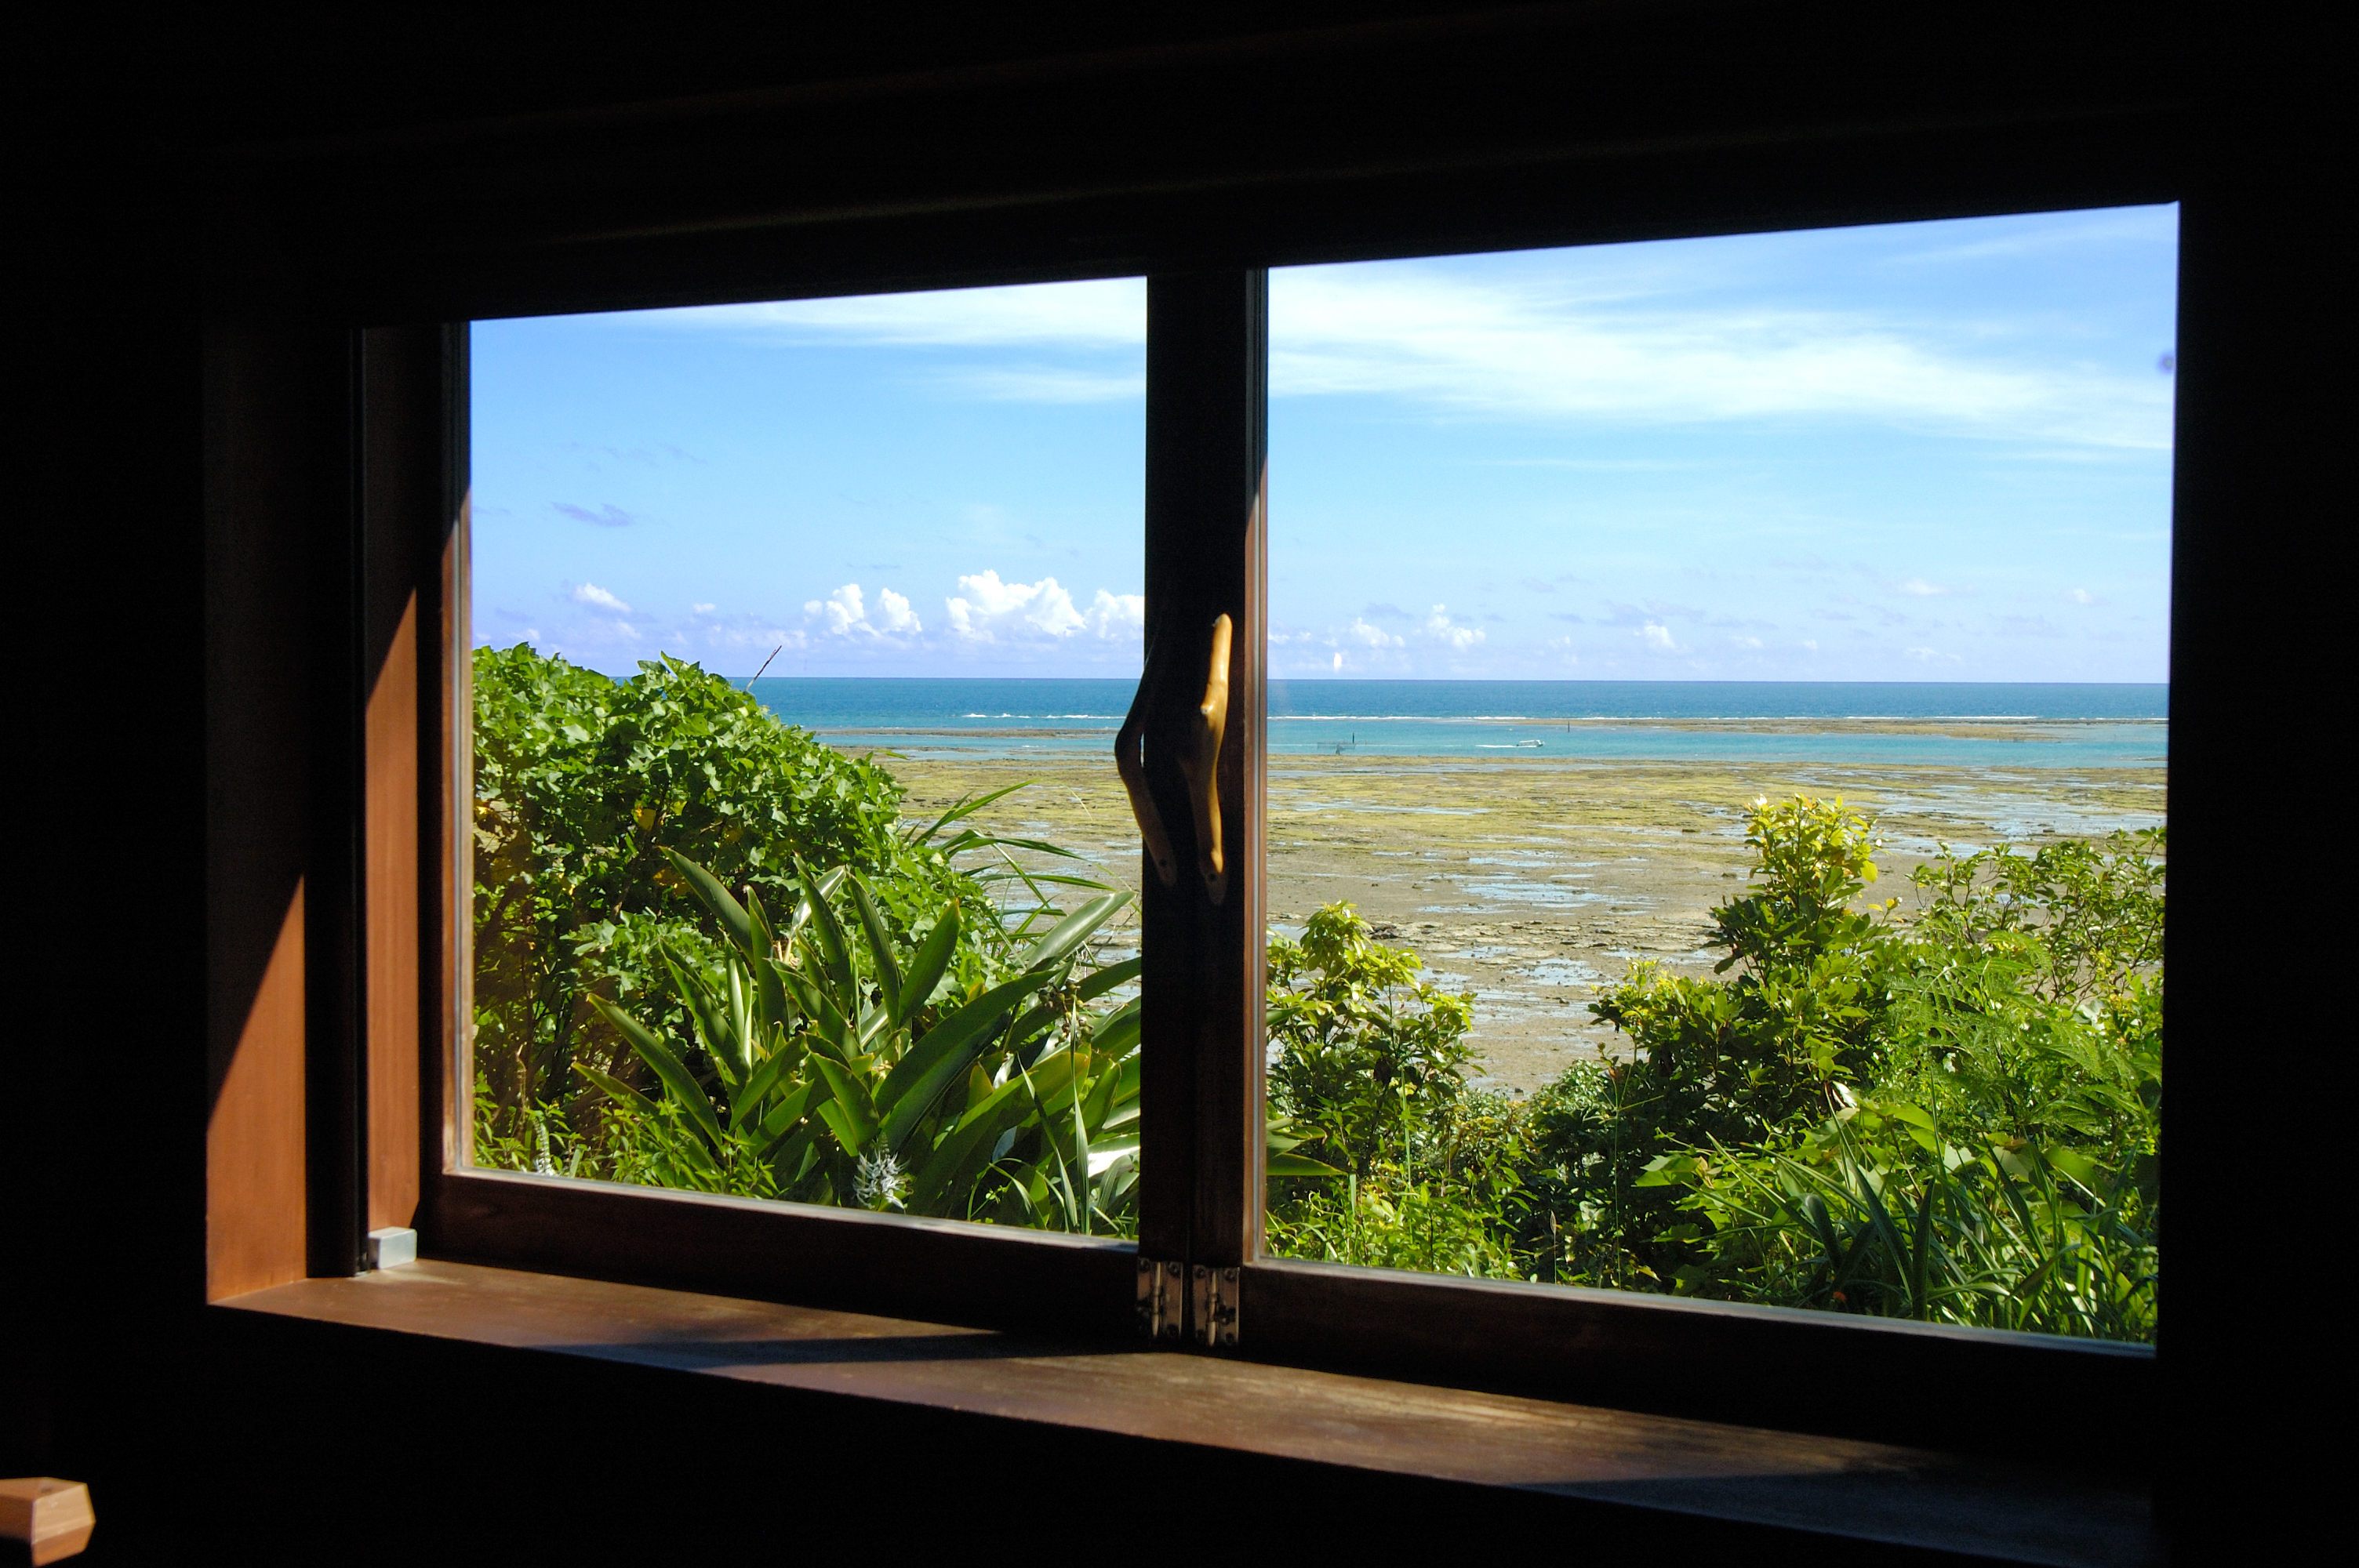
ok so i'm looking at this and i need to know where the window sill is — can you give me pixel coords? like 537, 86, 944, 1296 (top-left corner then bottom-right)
218, 1260, 2153, 1565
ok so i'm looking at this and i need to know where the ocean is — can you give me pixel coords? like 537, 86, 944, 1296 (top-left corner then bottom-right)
746, 679, 2168, 768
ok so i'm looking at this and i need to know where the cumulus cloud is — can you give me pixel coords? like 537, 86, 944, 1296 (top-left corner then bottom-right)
2066, 587, 2103, 604
572, 583, 631, 612
1084, 589, 1146, 639
805, 582, 921, 638
1638, 622, 1681, 652
1896, 577, 1952, 597
1421, 604, 1485, 651
689, 602, 716, 615
943, 572, 1142, 643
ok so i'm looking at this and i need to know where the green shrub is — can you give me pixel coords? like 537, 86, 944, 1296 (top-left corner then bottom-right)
471, 644, 1093, 1163
581, 849, 1143, 1231
1267, 797, 2164, 1341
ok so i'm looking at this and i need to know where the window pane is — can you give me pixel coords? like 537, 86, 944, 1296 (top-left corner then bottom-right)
467, 281, 1146, 1234
1262, 209, 2172, 1342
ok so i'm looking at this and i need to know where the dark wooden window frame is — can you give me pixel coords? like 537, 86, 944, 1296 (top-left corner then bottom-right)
194, 3, 2191, 1487
409, 260, 2153, 1468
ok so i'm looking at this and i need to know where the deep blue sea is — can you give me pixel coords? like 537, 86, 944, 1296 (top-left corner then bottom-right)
746, 679, 2168, 768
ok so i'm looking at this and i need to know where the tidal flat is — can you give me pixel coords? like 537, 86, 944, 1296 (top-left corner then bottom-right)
866, 735, 2165, 1095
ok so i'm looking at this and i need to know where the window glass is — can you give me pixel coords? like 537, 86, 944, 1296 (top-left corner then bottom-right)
1262, 209, 2173, 1342
467, 280, 1147, 1234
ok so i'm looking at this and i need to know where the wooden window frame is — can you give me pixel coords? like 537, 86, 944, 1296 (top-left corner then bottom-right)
196, 5, 2186, 1486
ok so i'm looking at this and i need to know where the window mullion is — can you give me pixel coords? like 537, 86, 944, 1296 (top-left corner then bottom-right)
1137, 270, 1269, 1274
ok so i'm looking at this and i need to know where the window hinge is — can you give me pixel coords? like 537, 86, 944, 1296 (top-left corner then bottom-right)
1136, 1257, 1241, 1348
1136, 1256, 1184, 1342
1192, 1263, 1240, 1348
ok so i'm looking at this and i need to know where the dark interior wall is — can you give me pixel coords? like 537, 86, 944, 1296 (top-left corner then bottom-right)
9, 5, 2345, 1560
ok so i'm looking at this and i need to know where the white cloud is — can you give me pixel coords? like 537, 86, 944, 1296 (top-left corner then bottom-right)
1730, 634, 1764, 648
805, 582, 920, 639
689, 602, 716, 615
1639, 622, 1681, 652
1346, 617, 1404, 648
948, 368, 1144, 404
1267, 264, 2174, 448
2066, 587, 2103, 604
1905, 645, 1962, 662
1896, 578, 1950, 597
946, 571, 1140, 643
572, 583, 631, 612
642, 278, 1145, 351
1421, 604, 1484, 651
1800, 638, 1819, 651
1084, 590, 1145, 639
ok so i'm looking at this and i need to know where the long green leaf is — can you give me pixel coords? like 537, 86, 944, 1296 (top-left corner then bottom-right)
1076, 956, 1142, 1000
792, 855, 858, 1003
848, 875, 903, 1023
663, 951, 743, 1089
810, 1054, 878, 1152
895, 906, 961, 1028
874, 970, 1056, 1149
576, 1063, 660, 1121
1019, 892, 1130, 975
591, 994, 724, 1152
661, 848, 754, 958
909, 781, 1030, 847
729, 1036, 801, 1131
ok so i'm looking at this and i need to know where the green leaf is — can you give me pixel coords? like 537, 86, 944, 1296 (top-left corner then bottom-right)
848, 874, 903, 1024
591, 994, 724, 1152
1076, 956, 1142, 1000
810, 1054, 878, 1154
875, 970, 1058, 1151
793, 854, 858, 1002
909, 781, 1031, 848
661, 848, 755, 958
576, 1063, 660, 1121
1018, 892, 1130, 975
895, 905, 961, 1028
663, 949, 743, 1089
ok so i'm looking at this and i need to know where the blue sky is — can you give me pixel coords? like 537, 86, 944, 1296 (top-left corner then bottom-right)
471, 203, 2176, 681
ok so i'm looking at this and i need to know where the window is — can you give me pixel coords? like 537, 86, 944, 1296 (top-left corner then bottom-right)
412, 257, 2151, 1457
462, 280, 1149, 1236
1257, 212, 2172, 1347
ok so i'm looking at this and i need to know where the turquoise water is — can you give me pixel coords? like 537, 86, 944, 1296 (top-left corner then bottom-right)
747, 679, 2167, 768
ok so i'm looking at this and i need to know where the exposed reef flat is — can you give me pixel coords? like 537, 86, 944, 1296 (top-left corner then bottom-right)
856, 742, 2165, 1094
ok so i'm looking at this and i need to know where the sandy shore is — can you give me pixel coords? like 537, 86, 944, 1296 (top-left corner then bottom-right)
863, 739, 2165, 1094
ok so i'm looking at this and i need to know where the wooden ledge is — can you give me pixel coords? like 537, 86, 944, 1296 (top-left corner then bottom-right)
220, 1260, 2153, 1566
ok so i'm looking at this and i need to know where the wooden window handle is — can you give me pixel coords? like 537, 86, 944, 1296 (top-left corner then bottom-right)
1114, 613, 1232, 904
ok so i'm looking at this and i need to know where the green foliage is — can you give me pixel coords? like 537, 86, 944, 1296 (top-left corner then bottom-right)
1266, 797, 2165, 1341
1265, 905, 1520, 1274
1267, 903, 1478, 1178
580, 849, 1144, 1231
471, 644, 1089, 1163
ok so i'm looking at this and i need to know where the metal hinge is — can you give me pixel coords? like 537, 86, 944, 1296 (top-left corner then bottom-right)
1136, 1256, 1184, 1342
1192, 1263, 1240, 1348
1136, 1257, 1240, 1347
